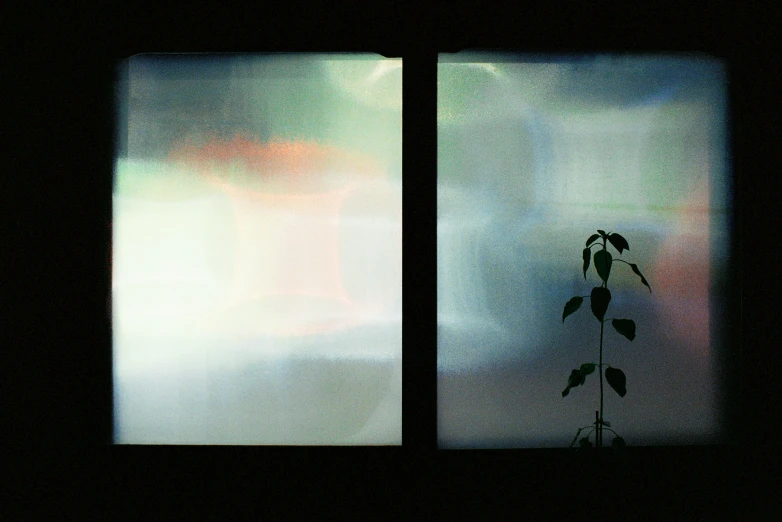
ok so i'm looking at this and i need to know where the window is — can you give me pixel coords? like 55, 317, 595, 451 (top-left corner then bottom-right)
113, 53, 402, 444
437, 53, 732, 447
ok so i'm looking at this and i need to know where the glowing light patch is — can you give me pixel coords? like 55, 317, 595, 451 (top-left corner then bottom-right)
111, 183, 230, 336
541, 108, 658, 222
437, 187, 513, 372
212, 190, 356, 337
324, 58, 402, 110
114, 54, 402, 445
167, 135, 392, 337
112, 196, 221, 287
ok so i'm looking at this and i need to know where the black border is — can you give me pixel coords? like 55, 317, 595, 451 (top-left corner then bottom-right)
7, 2, 780, 517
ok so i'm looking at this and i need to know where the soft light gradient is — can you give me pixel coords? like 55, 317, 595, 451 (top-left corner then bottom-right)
437, 53, 731, 448
114, 54, 401, 444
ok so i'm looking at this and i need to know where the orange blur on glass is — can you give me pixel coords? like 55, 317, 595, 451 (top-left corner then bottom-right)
168, 134, 385, 194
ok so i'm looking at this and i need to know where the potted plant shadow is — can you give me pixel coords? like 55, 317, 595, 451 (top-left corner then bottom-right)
561, 230, 652, 461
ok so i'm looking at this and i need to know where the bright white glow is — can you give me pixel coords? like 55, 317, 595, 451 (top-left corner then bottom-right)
114, 54, 401, 445
324, 58, 402, 110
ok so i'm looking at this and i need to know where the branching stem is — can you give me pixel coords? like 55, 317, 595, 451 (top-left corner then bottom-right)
566, 230, 647, 453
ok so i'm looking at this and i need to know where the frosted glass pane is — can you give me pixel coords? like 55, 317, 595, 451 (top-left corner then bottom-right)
438, 53, 732, 448
113, 54, 402, 444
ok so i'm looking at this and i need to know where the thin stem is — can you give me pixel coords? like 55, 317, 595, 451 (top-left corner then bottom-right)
570, 425, 624, 449
598, 237, 607, 451
598, 316, 603, 448
569, 427, 596, 448
599, 427, 621, 438
582, 427, 596, 438
569, 427, 584, 448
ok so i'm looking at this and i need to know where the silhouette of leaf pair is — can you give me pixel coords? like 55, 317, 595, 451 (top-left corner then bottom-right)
562, 363, 596, 397
591, 230, 630, 254
562, 363, 625, 398
585, 233, 600, 248
562, 287, 612, 323
584, 231, 628, 280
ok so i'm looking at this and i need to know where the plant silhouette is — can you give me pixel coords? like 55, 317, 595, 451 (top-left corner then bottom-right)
561, 230, 651, 455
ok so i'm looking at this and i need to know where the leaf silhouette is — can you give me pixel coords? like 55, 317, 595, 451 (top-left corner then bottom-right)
590, 287, 611, 322
607, 233, 629, 254
612, 436, 626, 450
611, 319, 636, 341
580, 363, 596, 375
562, 368, 587, 397
594, 249, 612, 284
629, 263, 652, 293
582, 248, 591, 279
562, 296, 584, 323
597, 229, 607, 237
605, 367, 627, 397
586, 233, 600, 248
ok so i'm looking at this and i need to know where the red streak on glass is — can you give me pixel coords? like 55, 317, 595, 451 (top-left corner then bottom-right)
651, 177, 710, 356
168, 133, 384, 194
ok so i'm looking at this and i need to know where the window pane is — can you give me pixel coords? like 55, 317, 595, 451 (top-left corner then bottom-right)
114, 54, 402, 444
438, 53, 732, 448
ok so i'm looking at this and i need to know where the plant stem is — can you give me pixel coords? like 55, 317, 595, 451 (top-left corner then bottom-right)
599, 313, 604, 450
598, 237, 607, 451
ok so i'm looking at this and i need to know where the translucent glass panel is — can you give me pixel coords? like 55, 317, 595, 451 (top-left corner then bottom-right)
114, 54, 402, 444
438, 54, 731, 447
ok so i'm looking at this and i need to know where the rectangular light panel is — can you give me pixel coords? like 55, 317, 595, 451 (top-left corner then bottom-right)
113, 53, 402, 444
